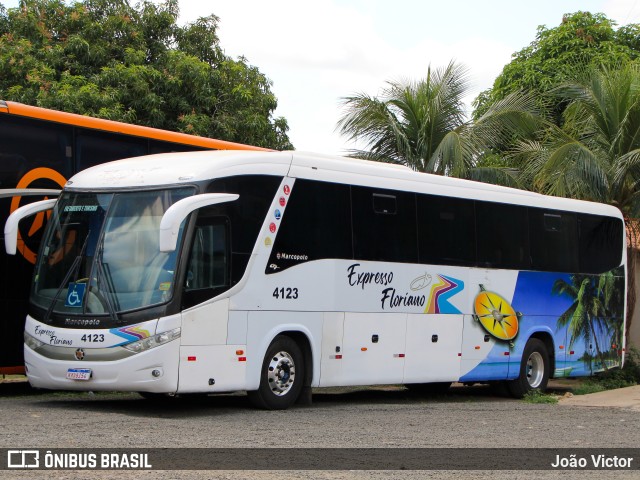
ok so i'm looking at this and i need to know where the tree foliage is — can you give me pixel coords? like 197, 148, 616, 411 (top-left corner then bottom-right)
474, 11, 640, 120
337, 61, 544, 182
0, 0, 293, 150
513, 64, 640, 217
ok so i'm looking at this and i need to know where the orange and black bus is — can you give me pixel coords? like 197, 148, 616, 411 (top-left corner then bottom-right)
0, 100, 267, 373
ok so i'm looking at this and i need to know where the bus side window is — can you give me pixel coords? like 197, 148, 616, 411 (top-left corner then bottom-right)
182, 217, 230, 309
352, 186, 417, 263
578, 214, 624, 274
529, 209, 578, 272
417, 194, 476, 266
476, 201, 530, 270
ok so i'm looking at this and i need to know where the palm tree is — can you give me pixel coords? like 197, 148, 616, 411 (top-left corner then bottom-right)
514, 63, 640, 216
514, 64, 640, 340
336, 61, 543, 183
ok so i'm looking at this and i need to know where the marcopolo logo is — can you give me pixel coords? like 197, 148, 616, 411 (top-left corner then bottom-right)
7, 450, 39, 468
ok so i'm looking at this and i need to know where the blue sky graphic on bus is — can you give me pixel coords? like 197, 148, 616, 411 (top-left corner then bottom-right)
460, 268, 624, 382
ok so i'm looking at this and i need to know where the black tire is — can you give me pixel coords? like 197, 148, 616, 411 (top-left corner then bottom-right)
247, 335, 304, 410
405, 382, 451, 395
507, 338, 550, 398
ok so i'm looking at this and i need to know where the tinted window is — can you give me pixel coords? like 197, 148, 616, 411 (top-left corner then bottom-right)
578, 214, 623, 273
268, 180, 352, 273
476, 202, 530, 269
76, 130, 147, 170
206, 175, 282, 283
0, 115, 73, 186
352, 186, 418, 263
149, 140, 206, 155
182, 216, 230, 309
417, 195, 476, 266
529, 210, 578, 272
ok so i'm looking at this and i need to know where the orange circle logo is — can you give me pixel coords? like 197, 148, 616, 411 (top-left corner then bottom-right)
10, 168, 67, 264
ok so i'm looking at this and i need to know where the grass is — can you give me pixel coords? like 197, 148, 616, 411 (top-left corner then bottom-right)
571, 347, 640, 395
522, 389, 558, 404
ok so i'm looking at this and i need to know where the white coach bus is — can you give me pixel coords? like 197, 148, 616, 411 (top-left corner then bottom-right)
5, 150, 626, 409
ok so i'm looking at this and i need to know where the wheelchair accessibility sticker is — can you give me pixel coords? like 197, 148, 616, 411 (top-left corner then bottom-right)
65, 282, 86, 308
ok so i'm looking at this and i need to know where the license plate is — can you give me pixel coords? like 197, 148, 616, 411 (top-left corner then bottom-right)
66, 368, 92, 381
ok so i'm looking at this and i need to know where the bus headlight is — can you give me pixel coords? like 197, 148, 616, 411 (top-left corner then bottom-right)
24, 331, 45, 351
121, 328, 181, 353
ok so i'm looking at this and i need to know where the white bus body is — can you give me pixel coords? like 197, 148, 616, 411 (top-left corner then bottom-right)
7, 150, 627, 409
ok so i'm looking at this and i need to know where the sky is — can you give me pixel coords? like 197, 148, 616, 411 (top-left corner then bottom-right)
4, 0, 640, 154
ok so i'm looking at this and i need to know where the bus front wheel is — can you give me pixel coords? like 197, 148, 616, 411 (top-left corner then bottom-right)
507, 338, 550, 398
248, 335, 304, 410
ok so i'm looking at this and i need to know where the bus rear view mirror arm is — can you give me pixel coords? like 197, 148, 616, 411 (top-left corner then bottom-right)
5, 198, 57, 255
159, 193, 239, 252
0, 188, 61, 199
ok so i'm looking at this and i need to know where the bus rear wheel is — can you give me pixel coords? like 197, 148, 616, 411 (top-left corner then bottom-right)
507, 338, 550, 398
248, 335, 304, 410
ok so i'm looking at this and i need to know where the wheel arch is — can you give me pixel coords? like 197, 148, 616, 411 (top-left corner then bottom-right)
278, 330, 313, 389
527, 330, 556, 378
247, 323, 318, 391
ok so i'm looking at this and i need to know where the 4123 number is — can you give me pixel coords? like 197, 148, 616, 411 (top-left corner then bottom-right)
273, 287, 299, 300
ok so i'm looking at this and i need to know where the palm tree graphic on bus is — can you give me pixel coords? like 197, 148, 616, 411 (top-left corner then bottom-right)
472, 285, 522, 346
552, 271, 624, 373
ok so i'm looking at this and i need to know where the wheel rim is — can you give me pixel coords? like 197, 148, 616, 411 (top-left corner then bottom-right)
267, 351, 296, 396
526, 351, 544, 388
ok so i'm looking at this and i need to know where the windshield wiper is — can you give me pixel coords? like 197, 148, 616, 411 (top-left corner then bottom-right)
91, 244, 120, 323
43, 230, 91, 325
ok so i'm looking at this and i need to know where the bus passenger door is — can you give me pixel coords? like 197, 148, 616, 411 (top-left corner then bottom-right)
341, 313, 407, 386
403, 314, 463, 384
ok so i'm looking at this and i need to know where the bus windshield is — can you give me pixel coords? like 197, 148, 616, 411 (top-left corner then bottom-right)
31, 187, 195, 316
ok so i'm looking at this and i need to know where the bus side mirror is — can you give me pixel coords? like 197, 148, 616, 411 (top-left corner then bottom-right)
159, 193, 239, 253
5, 198, 58, 255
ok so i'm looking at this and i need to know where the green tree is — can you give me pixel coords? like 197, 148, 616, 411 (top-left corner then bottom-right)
337, 61, 542, 182
513, 64, 640, 216
0, 0, 293, 150
508, 63, 640, 344
474, 12, 640, 120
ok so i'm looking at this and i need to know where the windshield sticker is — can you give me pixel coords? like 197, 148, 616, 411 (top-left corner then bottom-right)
269, 223, 277, 233
274, 209, 281, 220
279, 197, 286, 207
63, 205, 98, 212
159, 282, 171, 291
283, 185, 291, 196
65, 282, 86, 308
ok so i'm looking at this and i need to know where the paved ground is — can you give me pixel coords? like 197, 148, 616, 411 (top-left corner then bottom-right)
0, 377, 638, 479
558, 384, 640, 411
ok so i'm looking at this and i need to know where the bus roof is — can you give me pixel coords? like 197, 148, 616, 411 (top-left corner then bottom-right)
65, 149, 623, 219
0, 100, 270, 152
